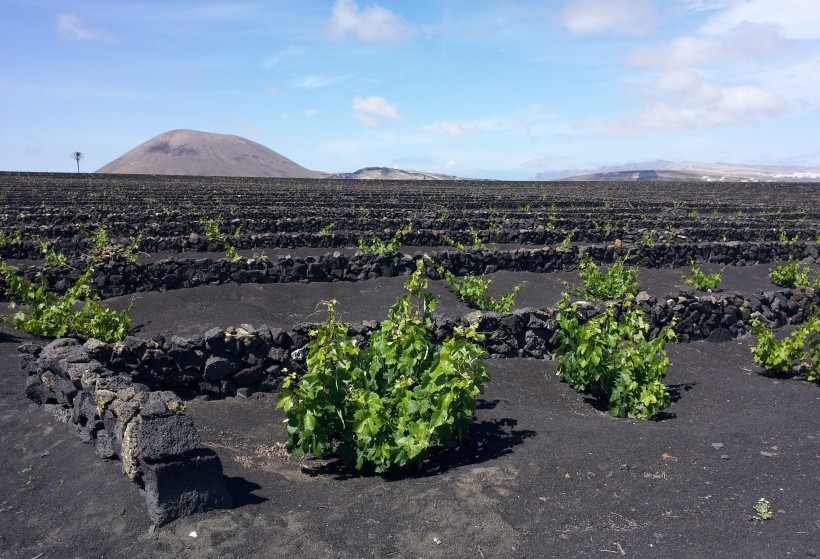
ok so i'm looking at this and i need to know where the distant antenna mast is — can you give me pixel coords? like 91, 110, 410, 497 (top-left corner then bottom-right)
71, 151, 83, 173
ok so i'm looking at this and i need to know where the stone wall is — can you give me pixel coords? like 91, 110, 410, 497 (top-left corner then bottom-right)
4, 241, 818, 299
19, 338, 233, 526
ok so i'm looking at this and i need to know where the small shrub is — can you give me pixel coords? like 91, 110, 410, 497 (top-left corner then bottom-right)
750, 316, 819, 382
682, 261, 723, 291
438, 266, 522, 312
277, 261, 490, 473
225, 227, 242, 261
1, 261, 132, 342
568, 253, 638, 301
469, 226, 484, 249
122, 233, 142, 264
768, 256, 817, 288
559, 229, 575, 248
545, 206, 557, 231
778, 228, 799, 244
40, 242, 68, 266
753, 498, 773, 521
318, 223, 335, 236
358, 223, 411, 255
440, 234, 465, 250
91, 226, 108, 253
555, 296, 675, 419
203, 215, 223, 240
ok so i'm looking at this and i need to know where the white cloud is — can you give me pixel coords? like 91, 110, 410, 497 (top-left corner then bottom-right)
262, 45, 306, 69
592, 71, 788, 134
304, 109, 319, 117
437, 120, 475, 138
700, 0, 820, 40
56, 13, 109, 41
764, 54, 820, 111
352, 95, 399, 126
296, 75, 335, 89
330, 0, 416, 43
561, 0, 658, 35
264, 84, 279, 95
627, 22, 785, 68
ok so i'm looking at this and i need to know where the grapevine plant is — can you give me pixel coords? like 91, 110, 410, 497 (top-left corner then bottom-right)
750, 316, 819, 382
682, 261, 723, 291
439, 268, 522, 312
568, 253, 638, 301
554, 296, 675, 419
768, 256, 818, 288
277, 261, 490, 473
1, 260, 132, 342
357, 223, 412, 255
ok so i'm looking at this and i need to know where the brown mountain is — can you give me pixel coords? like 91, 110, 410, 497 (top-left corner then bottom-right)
96, 129, 324, 178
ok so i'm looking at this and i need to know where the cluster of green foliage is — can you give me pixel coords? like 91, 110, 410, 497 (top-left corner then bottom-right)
0, 229, 23, 246
559, 229, 576, 247
122, 233, 142, 264
202, 215, 223, 240
201, 215, 241, 261
277, 262, 490, 472
682, 261, 723, 291
769, 256, 818, 288
545, 205, 557, 231
753, 498, 773, 521
79, 226, 136, 262
554, 296, 675, 419
39, 241, 68, 266
468, 226, 484, 249
778, 228, 799, 244
749, 316, 819, 382
318, 223, 335, 237
436, 264, 522, 312
1, 261, 132, 342
357, 223, 411, 255
441, 235, 465, 250
568, 253, 638, 301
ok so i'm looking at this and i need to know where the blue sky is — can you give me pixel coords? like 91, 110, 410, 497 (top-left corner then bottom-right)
2, 0, 819, 179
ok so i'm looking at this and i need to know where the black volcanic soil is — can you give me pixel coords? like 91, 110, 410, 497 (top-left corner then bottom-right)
1, 265, 818, 559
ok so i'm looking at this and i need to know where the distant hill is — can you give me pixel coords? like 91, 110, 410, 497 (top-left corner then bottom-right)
325, 167, 461, 180
535, 160, 820, 182
96, 129, 324, 178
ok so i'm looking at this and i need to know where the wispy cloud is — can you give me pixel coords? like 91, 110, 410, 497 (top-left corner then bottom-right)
627, 22, 785, 68
561, 0, 658, 35
264, 84, 279, 95
352, 95, 399, 126
56, 13, 110, 41
261, 45, 306, 68
432, 106, 565, 140
437, 120, 476, 138
304, 109, 319, 117
592, 71, 788, 134
330, 0, 416, 43
699, 0, 820, 40
295, 75, 336, 89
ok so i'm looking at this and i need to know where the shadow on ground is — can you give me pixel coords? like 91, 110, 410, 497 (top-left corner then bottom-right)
300, 399, 536, 481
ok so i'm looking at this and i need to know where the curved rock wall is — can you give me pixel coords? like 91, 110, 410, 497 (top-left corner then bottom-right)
4, 241, 818, 300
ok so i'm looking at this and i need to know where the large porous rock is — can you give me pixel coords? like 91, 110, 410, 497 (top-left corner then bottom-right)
203, 354, 241, 381
140, 448, 233, 527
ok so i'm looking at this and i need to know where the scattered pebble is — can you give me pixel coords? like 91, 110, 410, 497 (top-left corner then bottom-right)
189, 531, 198, 538
711, 443, 724, 450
